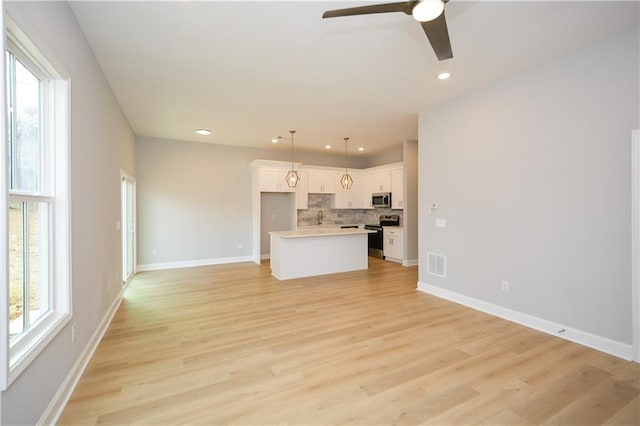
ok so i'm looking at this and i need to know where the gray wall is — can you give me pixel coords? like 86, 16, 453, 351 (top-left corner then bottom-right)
403, 140, 419, 263
365, 143, 404, 167
1, 2, 136, 424
418, 29, 639, 345
136, 138, 254, 266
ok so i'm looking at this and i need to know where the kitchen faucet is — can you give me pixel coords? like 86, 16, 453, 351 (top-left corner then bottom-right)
318, 209, 323, 225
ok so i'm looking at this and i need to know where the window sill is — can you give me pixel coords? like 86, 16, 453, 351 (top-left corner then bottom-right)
8, 311, 71, 387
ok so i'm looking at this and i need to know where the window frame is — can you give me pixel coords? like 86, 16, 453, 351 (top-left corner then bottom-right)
1, 15, 71, 390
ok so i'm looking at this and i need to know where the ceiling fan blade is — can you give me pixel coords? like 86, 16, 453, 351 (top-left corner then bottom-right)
322, 2, 414, 19
420, 11, 453, 61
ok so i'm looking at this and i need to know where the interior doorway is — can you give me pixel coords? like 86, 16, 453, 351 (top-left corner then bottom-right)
260, 192, 295, 259
121, 171, 136, 285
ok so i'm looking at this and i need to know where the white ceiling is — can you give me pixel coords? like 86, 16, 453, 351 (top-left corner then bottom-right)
69, 1, 639, 156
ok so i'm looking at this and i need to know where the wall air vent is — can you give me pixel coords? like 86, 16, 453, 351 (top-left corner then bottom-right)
427, 252, 446, 278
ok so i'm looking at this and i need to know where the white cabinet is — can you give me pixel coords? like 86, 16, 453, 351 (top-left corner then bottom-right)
391, 168, 403, 209
308, 172, 336, 194
362, 175, 373, 208
259, 167, 296, 192
368, 171, 392, 193
383, 227, 403, 263
363, 170, 392, 209
296, 171, 309, 209
334, 172, 364, 209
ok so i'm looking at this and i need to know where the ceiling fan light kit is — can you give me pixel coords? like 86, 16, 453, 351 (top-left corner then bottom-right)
322, 0, 453, 61
412, 0, 444, 22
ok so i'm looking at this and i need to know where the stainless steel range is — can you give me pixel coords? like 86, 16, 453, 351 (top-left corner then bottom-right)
364, 214, 400, 258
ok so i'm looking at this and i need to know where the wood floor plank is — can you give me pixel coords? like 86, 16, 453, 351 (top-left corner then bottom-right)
510, 365, 613, 423
603, 396, 640, 426
543, 378, 639, 425
423, 379, 536, 425
58, 258, 640, 425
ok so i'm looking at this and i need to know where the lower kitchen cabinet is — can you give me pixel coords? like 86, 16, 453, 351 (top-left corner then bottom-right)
383, 227, 403, 263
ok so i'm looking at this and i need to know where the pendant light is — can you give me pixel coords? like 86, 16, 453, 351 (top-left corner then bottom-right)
340, 137, 353, 189
285, 130, 299, 188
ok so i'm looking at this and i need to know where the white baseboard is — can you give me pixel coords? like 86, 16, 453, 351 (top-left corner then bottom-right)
137, 255, 254, 272
261, 254, 270, 260
403, 258, 418, 267
39, 289, 124, 425
417, 281, 633, 361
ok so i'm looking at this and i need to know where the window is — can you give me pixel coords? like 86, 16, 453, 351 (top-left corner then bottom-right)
2, 18, 70, 388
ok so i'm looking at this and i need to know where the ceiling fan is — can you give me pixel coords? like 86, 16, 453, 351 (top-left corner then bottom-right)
322, 0, 453, 61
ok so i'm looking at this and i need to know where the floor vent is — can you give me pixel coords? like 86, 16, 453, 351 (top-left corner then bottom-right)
427, 252, 446, 278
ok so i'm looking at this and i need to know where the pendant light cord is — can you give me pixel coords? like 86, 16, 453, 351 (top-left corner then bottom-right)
344, 137, 349, 172
290, 130, 296, 168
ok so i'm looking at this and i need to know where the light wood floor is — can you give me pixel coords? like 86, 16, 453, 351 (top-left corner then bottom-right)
59, 258, 639, 425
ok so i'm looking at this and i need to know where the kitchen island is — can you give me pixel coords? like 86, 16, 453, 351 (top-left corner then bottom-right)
270, 228, 372, 280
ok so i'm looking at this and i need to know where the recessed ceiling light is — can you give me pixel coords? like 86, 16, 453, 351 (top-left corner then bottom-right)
437, 72, 450, 80
325, 145, 332, 149
358, 147, 365, 152
195, 128, 212, 135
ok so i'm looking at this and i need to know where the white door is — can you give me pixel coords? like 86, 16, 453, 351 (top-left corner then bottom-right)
121, 172, 136, 284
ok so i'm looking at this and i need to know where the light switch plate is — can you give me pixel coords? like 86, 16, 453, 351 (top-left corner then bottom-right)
436, 219, 447, 228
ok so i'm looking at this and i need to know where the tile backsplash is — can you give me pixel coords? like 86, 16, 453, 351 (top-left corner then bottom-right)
297, 194, 402, 226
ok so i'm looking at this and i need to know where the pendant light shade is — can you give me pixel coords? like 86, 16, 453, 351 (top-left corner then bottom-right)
286, 169, 299, 187
340, 173, 353, 190
286, 130, 299, 188
340, 137, 353, 189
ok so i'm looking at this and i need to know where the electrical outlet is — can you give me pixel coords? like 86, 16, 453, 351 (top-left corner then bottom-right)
152, 248, 157, 256
71, 324, 77, 343
501, 280, 510, 292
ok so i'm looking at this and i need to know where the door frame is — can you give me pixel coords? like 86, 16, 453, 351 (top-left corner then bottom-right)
121, 169, 136, 285
632, 129, 639, 362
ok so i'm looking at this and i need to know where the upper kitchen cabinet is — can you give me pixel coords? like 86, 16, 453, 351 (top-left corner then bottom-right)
258, 167, 296, 192
391, 167, 403, 209
307, 170, 337, 194
251, 160, 302, 193
367, 170, 392, 193
334, 171, 364, 209
363, 162, 403, 207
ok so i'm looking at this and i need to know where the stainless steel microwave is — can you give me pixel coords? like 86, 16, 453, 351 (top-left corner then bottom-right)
372, 192, 391, 208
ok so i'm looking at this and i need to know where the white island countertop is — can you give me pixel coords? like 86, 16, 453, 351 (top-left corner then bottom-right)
271, 228, 374, 238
